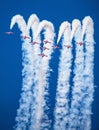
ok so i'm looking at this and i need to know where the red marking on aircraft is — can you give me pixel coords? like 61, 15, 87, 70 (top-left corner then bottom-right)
38, 53, 48, 57
30, 41, 39, 45
20, 35, 30, 39
5, 31, 14, 35
76, 42, 83, 46
64, 45, 72, 48
40, 46, 49, 50
43, 40, 52, 44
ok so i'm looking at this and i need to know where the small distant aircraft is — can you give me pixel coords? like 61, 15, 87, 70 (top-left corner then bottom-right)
5, 31, 14, 35
38, 53, 48, 57
20, 35, 30, 39
40, 46, 49, 50
64, 45, 72, 48
52, 46, 60, 49
76, 42, 83, 46
30, 41, 39, 45
43, 40, 52, 44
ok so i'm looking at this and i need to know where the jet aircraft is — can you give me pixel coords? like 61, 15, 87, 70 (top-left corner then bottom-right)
52, 46, 60, 49
64, 45, 72, 48
76, 42, 83, 46
40, 46, 49, 50
43, 40, 52, 44
30, 41, 39, 45
20, 35, 30, 39
38, 53, 48, 57
5, 31, 14, 35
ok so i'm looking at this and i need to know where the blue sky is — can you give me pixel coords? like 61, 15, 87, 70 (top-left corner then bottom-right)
0, 0, 99, 130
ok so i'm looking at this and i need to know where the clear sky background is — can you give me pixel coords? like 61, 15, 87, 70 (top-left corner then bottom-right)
0, 0, 99, 130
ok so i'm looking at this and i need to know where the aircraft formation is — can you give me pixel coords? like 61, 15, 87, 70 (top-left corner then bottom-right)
5, 31, 84, 58
7, 15, 95, 130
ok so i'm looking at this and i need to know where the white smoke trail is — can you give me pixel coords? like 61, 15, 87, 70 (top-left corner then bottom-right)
10, 15, 29, 36
10, 14, 95, 130
68, 19, 84, 130
27, 14, 42, 130
79, 16, 95, 130
10, 15, 34, 130
35, 20, 55, 130
56, 22, 69, 44
27, 14, 41, 43
54, 21, 72, 130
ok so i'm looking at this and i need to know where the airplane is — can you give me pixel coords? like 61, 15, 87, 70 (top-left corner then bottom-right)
5, 31, 14, 35
20, 35, 30, 39
43, 40, 52, 44
64, 45, 72, 48
38, 53, 48, 57
40, 46, 49, 50
52, 45, 60, 49
76, 42, 83, 46
30, 41, 39, 45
